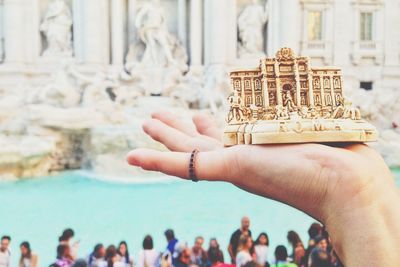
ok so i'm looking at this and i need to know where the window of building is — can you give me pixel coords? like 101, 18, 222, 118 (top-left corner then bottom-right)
360, 12, 373, 41
360, 81, 373, 91
307, 11, 323, 41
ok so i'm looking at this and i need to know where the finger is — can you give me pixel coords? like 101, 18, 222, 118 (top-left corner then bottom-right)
192, 113, 223, 140
151, 110, 198, 136
126, 148, 232, 181
143, 119, 193, 152
143, 119, 221, 152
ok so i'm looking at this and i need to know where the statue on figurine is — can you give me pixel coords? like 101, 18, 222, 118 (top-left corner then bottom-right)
40, 0, 73, 57
238, 0, 269, 58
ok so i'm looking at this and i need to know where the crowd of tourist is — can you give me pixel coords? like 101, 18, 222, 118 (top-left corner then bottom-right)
0, 217, 343, 267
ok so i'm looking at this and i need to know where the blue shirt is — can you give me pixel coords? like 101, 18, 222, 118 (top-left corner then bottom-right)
167, 238, 178, 254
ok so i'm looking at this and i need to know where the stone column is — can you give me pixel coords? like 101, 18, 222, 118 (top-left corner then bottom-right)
204, 0, 229, 65
73, 0, 84, 62
329, 75, 335, 106
261, 60, 270, 108
274, 61, 283, 105
294, 59, 301, 108
111, 0, 126, 66
251, 77, 256, 105
178, 0, 187, 49
190, 0, 203, 66
128, 0, 137, 44
80, 0, 110, 66
240, 76, 245, 101
3, 0, 26, 64
319, 76, 325, 106
307, 71, 314, 107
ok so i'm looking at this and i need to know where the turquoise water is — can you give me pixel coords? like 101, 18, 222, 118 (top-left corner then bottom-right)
0, 169, 399, 266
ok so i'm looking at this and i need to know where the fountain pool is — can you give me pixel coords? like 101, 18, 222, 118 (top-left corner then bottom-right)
0, 169, 399, 266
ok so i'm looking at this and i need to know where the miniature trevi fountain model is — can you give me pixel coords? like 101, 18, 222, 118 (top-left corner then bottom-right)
224, 47, 378, 146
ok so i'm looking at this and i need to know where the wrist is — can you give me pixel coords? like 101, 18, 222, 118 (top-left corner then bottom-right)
324, 176, 400, 266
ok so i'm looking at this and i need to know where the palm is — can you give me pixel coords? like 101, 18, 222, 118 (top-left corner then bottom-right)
127, 111, 391, 223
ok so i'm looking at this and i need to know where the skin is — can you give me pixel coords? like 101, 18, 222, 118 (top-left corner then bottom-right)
258, 235, 267, 246
119, 244, 127, 256
0, 239, 9, 252
127, 111, 400, 266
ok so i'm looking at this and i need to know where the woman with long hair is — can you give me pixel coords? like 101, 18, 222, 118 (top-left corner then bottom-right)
117, 241, 133, 267
254, 233, 269, 266
19, 242, 38, 267
105, 245, 125, 267
235, 234, 254, 267
138, 235, 160, 267
207, 238, 224, 263
287, 231, 305, 266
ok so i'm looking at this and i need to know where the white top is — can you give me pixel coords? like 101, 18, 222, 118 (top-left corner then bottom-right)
137, 249, 160, 267
254, 245, 268, 265
117, 255, 134, 267
235, 251, 252, 267
0, 249, 11, 267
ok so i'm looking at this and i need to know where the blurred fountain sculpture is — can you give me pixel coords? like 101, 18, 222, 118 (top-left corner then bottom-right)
238, 0, 269, 58
40, 0, 73, 57
124, 0, 188, 96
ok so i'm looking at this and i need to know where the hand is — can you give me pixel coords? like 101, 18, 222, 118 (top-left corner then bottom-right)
127, 111, 400, 266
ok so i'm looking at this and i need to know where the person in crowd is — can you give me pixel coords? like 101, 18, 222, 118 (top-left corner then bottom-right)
117, 241, 133, 267
228, 217, 251, 263
172, 242, 191, 267
271, 246, 296, 267
287, 231, 305, 266
207, 238, 224, 264
88, 244, 106, 267
190, 236, 207, 267
19, 242, 38, 267
304, 223, 322, 267
0, 236, 11, 267
308, 236, 329, 267
207, 248, 232, 267
55, 244, 74, 267
165, 229, 178, 255
105, 245, 125, 267
313, 236, 327, 252
307, 224, 322, 248
309, 249, 332, 267
235, 234, 254, 267
138, 235, 160, 267
254, 233, 269, 266
59, 228, 79, 260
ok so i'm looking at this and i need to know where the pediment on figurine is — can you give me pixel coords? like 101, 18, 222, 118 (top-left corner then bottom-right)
275, 47, 297, 61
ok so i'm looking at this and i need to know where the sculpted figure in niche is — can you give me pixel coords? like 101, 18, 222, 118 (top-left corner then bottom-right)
283, 90, 296, 112
40, 0, 73, 57
238, 0, 269, 57
135, 0, 176, 67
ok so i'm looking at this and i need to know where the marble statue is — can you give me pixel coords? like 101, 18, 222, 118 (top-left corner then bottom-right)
134, 0, 179, 67
238, 0, 269, 58
135, 0, 172, 66
28, 61, 81, 108
123, 0, 188, 96
40, 0, 73, 57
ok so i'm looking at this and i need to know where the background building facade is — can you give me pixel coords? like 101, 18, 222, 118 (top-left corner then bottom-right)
0, 0, 398, 91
